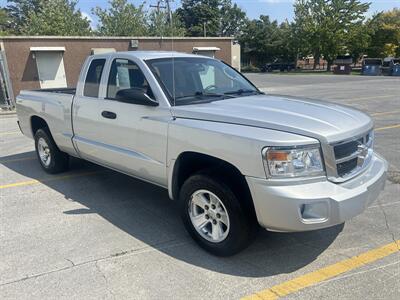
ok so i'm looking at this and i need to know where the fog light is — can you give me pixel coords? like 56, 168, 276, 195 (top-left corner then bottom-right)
300, 202, 329, 223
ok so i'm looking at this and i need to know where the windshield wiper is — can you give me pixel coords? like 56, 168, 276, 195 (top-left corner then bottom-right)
175, 91, 232, 101
224, 89, 263, 96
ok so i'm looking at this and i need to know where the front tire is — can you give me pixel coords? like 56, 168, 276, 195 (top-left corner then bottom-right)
179, 173, 255, 256
34, 128, 69, 174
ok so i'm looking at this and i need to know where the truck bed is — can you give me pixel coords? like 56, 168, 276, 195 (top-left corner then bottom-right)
16, 88, 77, 156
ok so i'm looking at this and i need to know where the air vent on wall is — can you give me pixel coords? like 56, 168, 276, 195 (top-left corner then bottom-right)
130, 40, 139, 49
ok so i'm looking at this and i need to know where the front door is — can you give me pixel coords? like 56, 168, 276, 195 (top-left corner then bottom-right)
35, 51, 67, 88
73, 57, 170, 187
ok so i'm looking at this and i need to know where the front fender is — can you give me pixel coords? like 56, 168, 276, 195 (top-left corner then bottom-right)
166, 118, 319, 198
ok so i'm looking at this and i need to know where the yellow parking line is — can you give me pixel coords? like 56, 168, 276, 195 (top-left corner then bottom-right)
242, 240, 400, 300
0, 171, 102, 190
345, 95, 396, 102
371, 110, 400, 117
1, 179, 40, 189
375, 124, 400, 132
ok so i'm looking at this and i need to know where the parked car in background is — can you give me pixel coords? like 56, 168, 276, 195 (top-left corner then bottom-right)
392, 58, 400, 76
262, 62, 296, 72
382, 57, 392, 76
16, 51, 387, 256
382, 57, 400, 76
361, 58, 382, 76
333, 56, 353, 75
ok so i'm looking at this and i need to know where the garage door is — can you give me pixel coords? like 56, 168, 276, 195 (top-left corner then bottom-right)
34, 51, 67, 89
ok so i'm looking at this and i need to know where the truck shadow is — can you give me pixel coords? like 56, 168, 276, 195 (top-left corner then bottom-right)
1, 151, 343, 278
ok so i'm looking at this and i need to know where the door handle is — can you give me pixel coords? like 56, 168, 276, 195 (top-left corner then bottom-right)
101, 111, 117, 119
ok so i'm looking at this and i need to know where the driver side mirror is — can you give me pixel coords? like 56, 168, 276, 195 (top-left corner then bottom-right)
115, 88, 159, 106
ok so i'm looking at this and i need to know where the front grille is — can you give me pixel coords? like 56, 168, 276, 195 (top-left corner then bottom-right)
337, 157, 358, 177
330, 131, 373, 180
334, 138, 363, 159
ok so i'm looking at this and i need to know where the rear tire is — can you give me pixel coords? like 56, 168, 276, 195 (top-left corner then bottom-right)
34, 128, 69, 174
179, 172, 255, 256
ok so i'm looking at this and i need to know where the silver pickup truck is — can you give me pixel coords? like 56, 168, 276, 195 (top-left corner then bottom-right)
16, 51, 388, 256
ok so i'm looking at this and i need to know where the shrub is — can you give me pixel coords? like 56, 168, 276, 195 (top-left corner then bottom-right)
241, 65, 261, 73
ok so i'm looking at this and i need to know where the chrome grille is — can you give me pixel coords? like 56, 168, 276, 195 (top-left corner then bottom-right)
334, 138, 363, 159
325, 130, 374, 182
336, 157, 358, 177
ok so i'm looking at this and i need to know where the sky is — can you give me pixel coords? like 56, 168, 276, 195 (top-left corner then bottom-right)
1, 0, 399, 28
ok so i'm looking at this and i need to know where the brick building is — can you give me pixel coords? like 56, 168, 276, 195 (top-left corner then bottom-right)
0, 36, 240, 108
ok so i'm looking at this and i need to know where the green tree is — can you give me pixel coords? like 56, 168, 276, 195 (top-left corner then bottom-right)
21, 0, 91, 35
240, 15, 294, 65
293, 0, 370, 70
93, 0, 147, 36
5, 0, 41, 34
147, 10, 186, 37
219, 0, 247, 37
177, 0, 220, 37
176, 0, 247, 37
292, 0, 320, 67
347, 22, 372, 64
367, 9, 400, 57
0, 8, 11, 35
277, 21, 298, 63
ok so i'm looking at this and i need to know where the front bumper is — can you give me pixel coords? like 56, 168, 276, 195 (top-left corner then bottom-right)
246, 153, 388, 232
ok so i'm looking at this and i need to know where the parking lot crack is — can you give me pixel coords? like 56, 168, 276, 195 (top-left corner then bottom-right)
95, 261, 115, 299
0, 266, 72, 287
378, 199, 400, 251
65, 258, 75, 267
0, 239, 186, 287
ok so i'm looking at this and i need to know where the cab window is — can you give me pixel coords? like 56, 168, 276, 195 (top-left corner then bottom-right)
107, 59, 153, 99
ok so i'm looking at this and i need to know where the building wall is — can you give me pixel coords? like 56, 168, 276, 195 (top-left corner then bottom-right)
0, 37, 233, 99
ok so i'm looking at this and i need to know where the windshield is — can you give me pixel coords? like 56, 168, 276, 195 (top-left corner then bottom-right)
364, 59, 382, 66
146, 57, 260, 106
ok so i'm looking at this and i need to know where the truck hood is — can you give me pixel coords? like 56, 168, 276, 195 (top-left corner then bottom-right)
171, 94, 373, 143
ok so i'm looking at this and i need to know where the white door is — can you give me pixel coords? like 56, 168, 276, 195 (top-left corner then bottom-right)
197, 50, 216, 58
35, 51, 67, 89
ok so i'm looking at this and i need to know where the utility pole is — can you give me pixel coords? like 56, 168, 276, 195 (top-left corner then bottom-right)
150, 0, 174, 34
165, 0, 173, 25
150, 1, 166, 13
150, 1, 167, 38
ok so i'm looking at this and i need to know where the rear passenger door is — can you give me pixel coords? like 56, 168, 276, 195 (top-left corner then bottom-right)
72, 57, 107, 161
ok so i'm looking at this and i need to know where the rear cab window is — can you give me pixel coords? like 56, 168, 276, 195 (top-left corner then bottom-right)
84, 59, 106, 97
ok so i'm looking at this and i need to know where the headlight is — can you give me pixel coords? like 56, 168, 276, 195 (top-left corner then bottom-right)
262, 145, 325, 178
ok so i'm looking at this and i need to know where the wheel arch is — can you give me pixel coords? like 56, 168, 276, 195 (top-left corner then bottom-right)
30, 115, 49, 136
169, 151, 256, 219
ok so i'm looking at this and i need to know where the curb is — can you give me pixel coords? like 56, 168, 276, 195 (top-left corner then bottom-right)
0, 110, 16, 116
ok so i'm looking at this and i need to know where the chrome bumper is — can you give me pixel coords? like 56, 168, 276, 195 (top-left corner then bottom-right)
246, 153, 388, 232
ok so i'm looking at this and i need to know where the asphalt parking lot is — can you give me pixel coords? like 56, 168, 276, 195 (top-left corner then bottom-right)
1, 74, 399, 299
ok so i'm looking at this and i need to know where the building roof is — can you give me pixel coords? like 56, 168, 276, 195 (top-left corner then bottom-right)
0, 35, 234, 40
